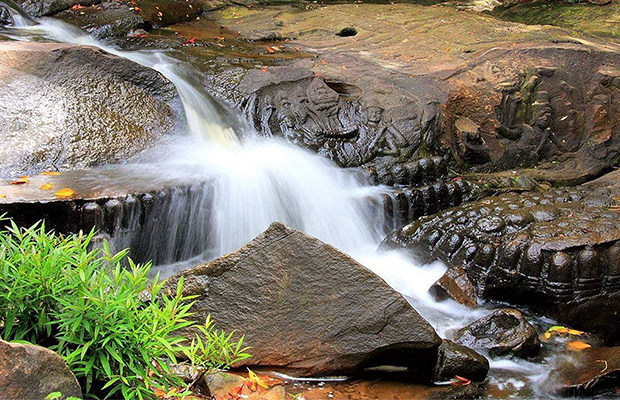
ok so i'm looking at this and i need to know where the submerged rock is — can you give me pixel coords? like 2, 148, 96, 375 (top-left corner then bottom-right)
550, 346, 620, 396
433, 340, 489, 383
167, 222, 442, 378
453, 309, 540, 358
0, 41, 178, 178
0, 339, 82, 400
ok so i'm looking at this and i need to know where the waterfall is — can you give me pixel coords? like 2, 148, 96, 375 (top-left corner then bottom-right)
2, 6, 556, 395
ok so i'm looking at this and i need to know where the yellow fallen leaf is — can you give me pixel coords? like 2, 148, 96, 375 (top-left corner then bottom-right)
42, 171, 61, 176
55, 188, 75, 198
248, 368, 269, 389
567, 341, 591, 351
40, 183, 55, 190
541, 332, 552, 341
11, 176, 29, 185
567, 329, 584, 335
0, 194, 6, 198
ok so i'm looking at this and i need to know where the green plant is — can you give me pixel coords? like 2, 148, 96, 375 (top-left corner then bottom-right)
183, 315, 251, 372
0, 219, 251, 399
0, 221, 97, 343
53, 245, 196, 399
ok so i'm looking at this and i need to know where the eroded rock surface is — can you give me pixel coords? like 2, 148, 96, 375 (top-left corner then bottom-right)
166, 222, 442, 378
433, 340, 489, 383
0, 339, 82, 400
0, 41, 178, 178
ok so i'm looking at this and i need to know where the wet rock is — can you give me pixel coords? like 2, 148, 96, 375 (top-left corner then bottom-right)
167, 222, 442, 378
18, 0, 99, 17
428, 265, 478, 308
382, 186, 620, 343
433, 340, 489, 383
550, 346, 620, 396
56, 0, 204, 38
453, 309, 540, 358
0, 41, 177, 177
0, 339, 82, 400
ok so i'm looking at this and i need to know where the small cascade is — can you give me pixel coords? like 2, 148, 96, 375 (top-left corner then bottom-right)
2, 6, 567, 396
0, 0, 36, 27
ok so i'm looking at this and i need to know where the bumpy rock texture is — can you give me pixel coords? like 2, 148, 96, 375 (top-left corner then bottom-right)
0, 41, 177, 178
0, 339, 82, 400
453, 309, 540, 358
550, 346, 620, 396
382, 185, 620, 343
167, 222, 442, 378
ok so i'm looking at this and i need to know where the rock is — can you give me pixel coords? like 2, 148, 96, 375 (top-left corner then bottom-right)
167, 222, 441, 378
203, 371, 245, 398
18, 0, 99, 17
550, 346, 620, 396
453, 309, 540, 358
216, 4, 620, 186
428, 265, 478, 308
0, 339, 82, 400
381, 186, 620, 343
55, 0, 203, 38
0, 41, 177, 178
433, 340, 489, 383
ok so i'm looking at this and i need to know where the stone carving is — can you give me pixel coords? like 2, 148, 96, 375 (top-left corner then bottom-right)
380, 186, 620, 343
240, 67, 444, 185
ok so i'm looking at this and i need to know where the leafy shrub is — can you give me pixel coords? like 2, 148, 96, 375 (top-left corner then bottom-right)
0, 220, 250, 399
183, 316, 251, 372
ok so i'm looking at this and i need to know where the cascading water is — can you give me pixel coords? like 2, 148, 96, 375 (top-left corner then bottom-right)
2, 7, 560, 397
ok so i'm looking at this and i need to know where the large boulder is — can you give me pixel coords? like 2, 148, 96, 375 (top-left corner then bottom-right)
0, 41, 178, 178
0, 339, 82, 400
167, 222, 442, 379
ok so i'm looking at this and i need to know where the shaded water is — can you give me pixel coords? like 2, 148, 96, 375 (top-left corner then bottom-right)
1, 8, 562, 398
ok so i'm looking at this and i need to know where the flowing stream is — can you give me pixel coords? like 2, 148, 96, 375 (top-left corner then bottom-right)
1, 9, 557, 397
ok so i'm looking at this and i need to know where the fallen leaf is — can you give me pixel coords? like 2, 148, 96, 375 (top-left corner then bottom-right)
261, 67, 268, 72
248, 369, 269, 389
185, 37, 196, 45
453, 375, 471, 386
40, 183, 55, 190
0, 194, 6, 198
567, 341, 592, 351
213, 36, 225, 41
42, 171, 61, 176
11, 176, 29, 185
55, 188, 76, 198
267, 47, 275, 54
541, 332, 552, 341
320, 59, 328, 64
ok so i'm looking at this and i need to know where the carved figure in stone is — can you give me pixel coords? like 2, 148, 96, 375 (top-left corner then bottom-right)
498, 83, 564, 165
305, 78, 357, 139
259, 95, 275, 138
294, 95, 326, 150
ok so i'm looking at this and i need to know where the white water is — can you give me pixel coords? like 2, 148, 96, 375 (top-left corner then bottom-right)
4, 12, 558, 397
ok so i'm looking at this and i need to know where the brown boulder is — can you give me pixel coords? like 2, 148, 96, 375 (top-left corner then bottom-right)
0, 339, 82, 400
0, 41, 177, 178
168, 222, 441, 378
